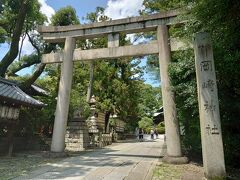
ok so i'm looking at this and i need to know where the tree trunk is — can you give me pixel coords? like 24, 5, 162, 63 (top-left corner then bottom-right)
86, 62, 94, 102
105, 111, 111, 133
0, 0, 28, 77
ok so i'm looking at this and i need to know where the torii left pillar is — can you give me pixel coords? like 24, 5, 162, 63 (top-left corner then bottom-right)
157, 25, 188, 164
51, 37, 76, 153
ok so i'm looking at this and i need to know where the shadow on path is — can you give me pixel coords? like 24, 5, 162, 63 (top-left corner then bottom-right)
14, 137, 165, 180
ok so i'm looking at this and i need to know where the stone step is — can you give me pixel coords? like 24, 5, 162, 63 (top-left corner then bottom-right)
65, 139, 83, 143
65, 134, 89, 139
66, 130, 89, 134
66, 127, 89, 130
68, 122, 87, 126
65, 133, 84, 138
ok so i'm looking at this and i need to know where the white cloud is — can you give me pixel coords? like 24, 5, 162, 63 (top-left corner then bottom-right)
104, 0, 144, 20
38, 0, 55, 23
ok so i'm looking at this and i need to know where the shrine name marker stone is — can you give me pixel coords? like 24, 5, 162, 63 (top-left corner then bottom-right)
194, 32, 226, 179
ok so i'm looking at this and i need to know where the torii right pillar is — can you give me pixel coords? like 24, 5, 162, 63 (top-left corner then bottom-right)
193, 32, 226, 179
157, 25, 188, 164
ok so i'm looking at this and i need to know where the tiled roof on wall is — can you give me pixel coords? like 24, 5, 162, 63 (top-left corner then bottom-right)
0, 78, 45, 107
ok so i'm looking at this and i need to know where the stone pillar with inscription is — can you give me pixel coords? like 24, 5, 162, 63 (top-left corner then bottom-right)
193, 32, 226, 179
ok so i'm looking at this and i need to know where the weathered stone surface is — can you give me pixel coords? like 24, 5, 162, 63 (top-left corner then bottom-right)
67, 121, 86, 126
162, 156, 188, 164
193, 32, 226, 178
51, 37, 75, 153
38, 10, 180, 42
65, 118, 90, 152
65, 139, 83, 143
157, 25, 182, 157
108, 33, 119, 47
42, 39, 188, 64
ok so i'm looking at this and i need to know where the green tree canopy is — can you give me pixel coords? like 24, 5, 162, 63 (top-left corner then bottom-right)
51, 6, 80, 26
0, 0, 46, 77
142, 0, 240, 167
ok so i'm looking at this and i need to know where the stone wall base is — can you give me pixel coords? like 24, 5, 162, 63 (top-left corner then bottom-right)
162, 155, 189, 164
65, 118, 90, 152
98, 133, 112, 147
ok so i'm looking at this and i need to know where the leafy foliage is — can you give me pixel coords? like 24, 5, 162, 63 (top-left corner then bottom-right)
143, 0, 240, 167
11, 6, 163, 138
138, 116, 153, 131
193, 0, 240, 167
0, 0, 47, 77
51, 6, 79, 26
169, 50, 201, 153
156, 122, 165, 134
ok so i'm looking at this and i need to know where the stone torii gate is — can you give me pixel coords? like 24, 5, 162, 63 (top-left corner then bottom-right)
38, 10, 226, 179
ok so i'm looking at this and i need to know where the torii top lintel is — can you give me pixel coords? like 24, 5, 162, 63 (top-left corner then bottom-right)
38, 10, 180, 43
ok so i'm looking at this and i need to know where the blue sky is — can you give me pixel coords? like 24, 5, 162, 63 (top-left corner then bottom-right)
0, 0, 160, 87
47, 0, 109, 21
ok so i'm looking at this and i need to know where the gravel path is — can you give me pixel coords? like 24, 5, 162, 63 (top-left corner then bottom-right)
14, 135, 165, 180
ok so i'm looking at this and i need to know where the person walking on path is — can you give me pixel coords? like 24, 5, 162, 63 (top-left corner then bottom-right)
154, 129, 158, 139
139, 128, 144, 141
150, 129, 154, 139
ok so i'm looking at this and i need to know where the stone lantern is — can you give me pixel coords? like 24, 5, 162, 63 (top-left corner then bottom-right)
87, 95, 98, 133
87, 95, 99, 147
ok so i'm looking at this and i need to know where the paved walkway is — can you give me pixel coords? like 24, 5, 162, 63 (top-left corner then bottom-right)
15, 135, 166, 180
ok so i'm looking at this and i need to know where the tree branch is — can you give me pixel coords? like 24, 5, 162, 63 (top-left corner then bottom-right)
7, 30, 42, 76
20, 63, 46, 90
26, 32, 41, 57
7, 54, 40, 76
0, 0, 28, 77
18, 32, 26, 61
19, 30, 45, 89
